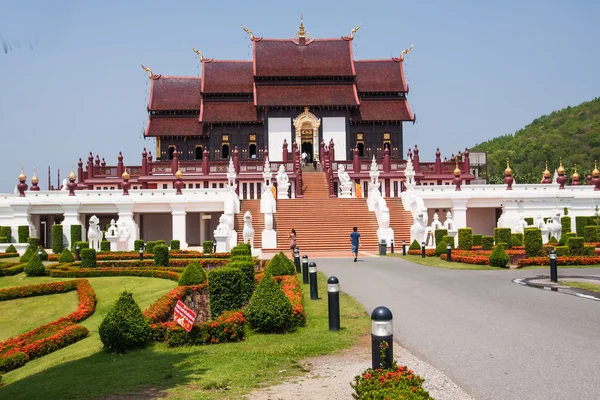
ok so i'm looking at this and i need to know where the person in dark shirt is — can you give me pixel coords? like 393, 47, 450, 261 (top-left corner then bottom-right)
350, 226, 361, 262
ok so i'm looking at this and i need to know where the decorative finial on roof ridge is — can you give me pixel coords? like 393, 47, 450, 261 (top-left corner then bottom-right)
241, 25, 255, 41
399, 44, 414, 62
299, 11, 305, 38
192, 47, 204, 62
140, 64, 153, 79
349, 23, 361, 40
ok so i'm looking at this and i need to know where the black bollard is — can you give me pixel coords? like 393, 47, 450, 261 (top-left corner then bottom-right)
302, 255, 309, 284
37, 249, 43, 260
550, 249, 557, 283
139, 247, 144, 261
309, 262, 318, 300
402, 240, 406, 256
421, 241, 426, 258
371, 306, 394, 369
213, 240, 217, 253
75, 244, 80, 261
294, 247, 301, 273
327, 276, 340, 331
446, 243, 452, 262
390, 239, 394, 254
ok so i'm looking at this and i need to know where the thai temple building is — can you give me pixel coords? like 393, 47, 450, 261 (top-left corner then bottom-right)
1, 19, 599, 255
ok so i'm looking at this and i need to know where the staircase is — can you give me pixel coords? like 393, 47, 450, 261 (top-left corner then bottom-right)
300, 172, 330, 199
387, 199, 414, 245
234, 199, 264, 246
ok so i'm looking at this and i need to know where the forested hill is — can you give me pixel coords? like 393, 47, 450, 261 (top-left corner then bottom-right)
471, 97, 600, 183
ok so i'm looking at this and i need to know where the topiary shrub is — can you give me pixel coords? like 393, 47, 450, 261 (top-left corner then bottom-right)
567, 237, 585, 256
482, 236, 494, 250
24, 255, 45, 276
575, 216, 594, 237
74, 241, 89, 250
245, 273, 293, 333
265, 252, 295, 276
58, 248, 75, 263
434, 229, 448, 246
434, 237, 448, 256
524, 217, 534, 226
37, 246, 48, 261
554, 246, 569, 257
232, 255, 253, 262
0, 227, 12, 243
511, 236, 522, 246
408, 240, 421, 250
70, 225, 82, 250
18, 225, 29, 243
458, 228, 473, 250
178, 261, 207, 286
583, 245, 595, 257
231, 244, 251, 257
99, 291, 151, 353
51, 225, 63, 254
497, 242, 509, 250
524, 228, 543, 258
561, 216, 572, 235
169, 240, 180, 251
512, 233, 524, 243
5, 244, 17, 253
208, 267, 245, 318
27, 237, 39, 248
154, 245, 169, 267
80, 248, 97, 268
100, 241, 110, 252
489, 245, 509, 268
583, 226, 599, 243
227, 260, 255, 302
442, 236, 455, 249
134, 240, 145, 251
19, 245, 34, 262
202, 240, 214, 254
494, 228, 512, 248
0, 236, 7, 244
472, 234, 483, 246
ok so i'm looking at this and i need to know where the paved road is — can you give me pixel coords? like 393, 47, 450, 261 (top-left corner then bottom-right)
315, 256, 600, 400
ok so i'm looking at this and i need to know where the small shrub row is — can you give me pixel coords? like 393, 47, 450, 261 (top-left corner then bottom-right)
164, 310, 246, 347
70, 225, 82, 250
494, 228, 512, 248
351, 362, 432, 399
439, 254, 490, 265
518, 256, 600, 267
458, 228, 473, 250
52, 225, 64, 254
49, 268, 180, 281
407, 249, 437, 257
0, 263, 24, 276
144, 285, 206, 324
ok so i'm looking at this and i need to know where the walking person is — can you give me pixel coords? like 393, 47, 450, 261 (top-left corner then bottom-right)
350, 226, 361, 262
289, 229, 297, 258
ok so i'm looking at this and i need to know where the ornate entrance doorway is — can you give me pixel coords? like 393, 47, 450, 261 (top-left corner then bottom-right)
293, 107, 320, 163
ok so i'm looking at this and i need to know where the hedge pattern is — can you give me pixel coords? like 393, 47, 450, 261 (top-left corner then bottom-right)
434, 229, 448, 246
51, 225, 63, 254
458, 228, 473, 250
80, 248, 97, 268
524, 228, 543, 257
482, 236, 494, 250
494, 228, 512, 248
169, 240, 180, 251
154, 245, 169, 267
70, 225, 82, 250
18, 226, 29, 243
208, 267, 245, 318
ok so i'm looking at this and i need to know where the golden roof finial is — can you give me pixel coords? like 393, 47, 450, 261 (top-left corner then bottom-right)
299, 11, 305, 38
349, 23, 361, 40
175, 162, 183, 179
68, 167, 76, 181
18, 166, 26, 182
543, 160, 551, 177
572, 164, 579, 180
399, 44, 414, 62
140, 64, 153, 79
454, 157, 461, 175
505, 157, 512, 175
557, 157, 565, 174
122, 165, 130, 180
241, 25, 255, 41
593, 160, 599, 177
192, 47, 204, 62
31, 168, 39, 184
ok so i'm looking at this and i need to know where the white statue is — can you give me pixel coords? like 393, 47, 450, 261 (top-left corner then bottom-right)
443, 211, 455, 231
214, 215, 231, 253
546, 212, 562, 241
262, 157, 273, 187
260, 179, 277, 249
88, 215, 102, 251
61, 179, 68, 191
338, 164, 353, 198
369, 155, 379, 185
276, 165, 290, 199
242, 210, 255, 249
117, 220, 131, 251
515, 216, 529, 234
226, 157, 237, 192
106, 219, 118, 238
410, 213, 427, 245
215, 215, 230, 236
224, 192, 238, 248
430, 213, 444, 246
404, 157, 416, 190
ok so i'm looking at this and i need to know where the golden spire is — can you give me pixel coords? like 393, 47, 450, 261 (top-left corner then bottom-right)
349, 23, 361, 40
399, 44, 414, 62
122, 165, 130, 180
192, 47, 205, 62
572, 165, 579, 180
543, 160, 551, 177
18, 166, 26, 181
504, 157, 512, 175
593, 160, 600, 177
175, 162, 183, 179
31, 168, 39, 184
557, 157, 565, 174
298, 11, 305, 38
68, 168, 76, 181
454, 157, 461, 175
140, 64, 153, 79
241, 25, 255, 41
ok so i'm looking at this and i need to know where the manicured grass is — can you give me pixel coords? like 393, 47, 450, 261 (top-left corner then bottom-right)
0, 291, 79, 341
0, 271, 369, 399
559, 280, 600, 293
388, 253, 498, 270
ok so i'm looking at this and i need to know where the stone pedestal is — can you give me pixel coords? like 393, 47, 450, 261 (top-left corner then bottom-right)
277, 183, 290, 200
340, 184, 353, 198
106, 235, 119, 252
214, 233, 229, 253
262, 229, 277, 249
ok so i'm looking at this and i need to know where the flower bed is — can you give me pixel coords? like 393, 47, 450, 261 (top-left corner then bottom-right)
452, 249, 527, 265
63, 259, 229, 269
0, 279, 96, 372
49, 268, 181, 281
163, 310, 246, 347
351, 362, 432, 399
440, 253, 490, 265
0, 262, 24, 276
0, 252, 19, 259
407, 249, 437, 257
144, 284, 207, 324
48, 251, 233, 262
517, 256, 600, 267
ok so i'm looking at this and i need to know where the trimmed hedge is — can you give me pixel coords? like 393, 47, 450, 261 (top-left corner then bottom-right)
494, 228, 511, 248
99, 291, 151, 353
232, 255, 253, 262
265, 252, 295, 276
231, 244, 251, 257
524, 217, 534, 226
524, 228, 543, 257
27, 237, 40, 247
154, 245, 169, 267
434, 229, 448, 246
169, 240, 180, 251
51, 225, 63, 254
208, 267, 245, 318
58, 248, 75, 263
566, 237, 585, 256
18, 225, 29, 243
458, 228, 473, 250
202, 240, 214, 254
0, 227, 12, 243
227, 260, 255, 302
74, 241, 89, 250
5, 244, 17, 253
442, 236, 455, 249
583, 226, 600, 243
489, 246, 509, 268
482, 236, 494, 250
245, 273, 293, 333
80, 248, 96, 268
178, 261, 207, 286
24, 255, 46, 276
145, 240, 166, 254
561, 216, 572, 235
408, 240, 421, 250
472, 234, 483, 246
548, 236, 558, 244
584, 245, 595, 257
511, 236, 522, 246
70, 225, 82, 250
134, 240, 145, 251
100, 241, 110, 252
555, 246, 569, 257
575, 216, 594, 237
434, 237, 449, 256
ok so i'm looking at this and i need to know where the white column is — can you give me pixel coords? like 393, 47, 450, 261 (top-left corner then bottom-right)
451, 199, 468, 229
61, 203, 82, 250
497, 199, 521, 231
171, 203, 188, 250
199, 213, 206, 243
9, 203, 32, 244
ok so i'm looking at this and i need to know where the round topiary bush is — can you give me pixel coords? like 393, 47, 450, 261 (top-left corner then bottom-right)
434, 237, 448, 256
154, 244, 169, 267
178, 261, 207, 286
24, 255, 45, 276
408, 240, 421, 250
245, 274, 293, 333
58, 248, 75, 263
265, 253, 295, 276
489, 246, 509, 268
99, 291, 151, 353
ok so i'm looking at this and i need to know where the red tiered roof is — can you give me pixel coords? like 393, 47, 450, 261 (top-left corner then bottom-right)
254, 39, 355, 77
145, 117, 203, 137
255, 84, 359, 106
202, 61, 254, 93
353, 99, 414, 122
200, 101, 260, 122
355, 60, 407, 93
148, 77, 201, 111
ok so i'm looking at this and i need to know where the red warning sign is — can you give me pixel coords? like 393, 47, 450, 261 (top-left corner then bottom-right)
173, 300, 197, 332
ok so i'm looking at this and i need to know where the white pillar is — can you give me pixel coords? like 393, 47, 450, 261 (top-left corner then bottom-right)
9, 203, 32, 244
451, 199, 468, 229
171, 203, 188, 250
61, 203, 82, 250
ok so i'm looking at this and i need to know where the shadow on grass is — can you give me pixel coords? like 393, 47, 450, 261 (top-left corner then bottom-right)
0, 344, 204, 400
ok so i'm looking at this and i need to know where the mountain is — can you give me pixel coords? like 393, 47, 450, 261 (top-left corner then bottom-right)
470, 97, 600, 184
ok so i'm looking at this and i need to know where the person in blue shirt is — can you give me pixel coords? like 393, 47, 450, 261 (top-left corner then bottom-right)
350, 226, 361, 262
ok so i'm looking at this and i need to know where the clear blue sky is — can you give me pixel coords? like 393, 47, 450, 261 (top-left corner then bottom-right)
1, 0, 598, 191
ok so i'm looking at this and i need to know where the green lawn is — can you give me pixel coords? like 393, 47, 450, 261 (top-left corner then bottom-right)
388, 253, 498, 270
559, 280, 600, 293
0, 271, 369, 399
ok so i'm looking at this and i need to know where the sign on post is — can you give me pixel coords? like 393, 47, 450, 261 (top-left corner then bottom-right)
173, 300, 197, 332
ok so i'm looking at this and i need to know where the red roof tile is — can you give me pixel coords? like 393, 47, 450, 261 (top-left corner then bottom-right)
254, 39, 354, 77
200, 101, 259, 122
255, 84, 359, 106
202, 61, 254, 93
145, 117, 204, 137
148, 77, 202, 111
354, 60, 407, 92
354, 99, 414, 122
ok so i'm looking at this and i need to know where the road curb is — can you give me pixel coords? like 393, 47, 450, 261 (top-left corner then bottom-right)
513, 275, 600, 301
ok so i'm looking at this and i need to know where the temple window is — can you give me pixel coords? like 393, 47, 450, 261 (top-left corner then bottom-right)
168, 146, 176, 160
249, 134, 257, 158
222, 144, 230, 159
163, 184, 168, 189
195, 146, 203, 160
